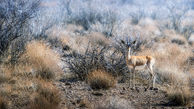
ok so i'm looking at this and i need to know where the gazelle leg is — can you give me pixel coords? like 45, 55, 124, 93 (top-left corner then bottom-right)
147, 65, 153, 88
147, 64, 156, 88
132, 66, 135, 88
152, 74, 156, 88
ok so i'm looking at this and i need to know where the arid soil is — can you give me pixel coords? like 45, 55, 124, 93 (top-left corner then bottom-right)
55, 78, 194, 109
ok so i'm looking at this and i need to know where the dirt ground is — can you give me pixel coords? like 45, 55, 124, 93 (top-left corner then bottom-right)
55, 78, 194, 109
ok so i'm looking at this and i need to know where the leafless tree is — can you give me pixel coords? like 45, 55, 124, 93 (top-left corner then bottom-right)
0, 0, 40, 56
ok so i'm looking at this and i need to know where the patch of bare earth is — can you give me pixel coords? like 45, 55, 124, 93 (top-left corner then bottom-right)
56, 80, 183, 109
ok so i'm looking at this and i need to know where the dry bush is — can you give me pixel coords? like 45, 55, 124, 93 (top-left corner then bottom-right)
167, 86, 191, 106
66, 43, 128, 80
0, 71, 11, 84
158, 66, 191, 106
29, 80, 61, 109
137, 42, 192, 106
87, 32, 111, 46
138, 18, 161, 37
87, 70, 116, 90
163, 29, 188, 45
138, 43, 192, 71
21, 40, 62, 80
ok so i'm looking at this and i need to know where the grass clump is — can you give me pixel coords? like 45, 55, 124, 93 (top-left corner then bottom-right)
21, 40, 62, 80
29, 81, 61, 109
87, 70, 116, 90
167, 87, 191, 106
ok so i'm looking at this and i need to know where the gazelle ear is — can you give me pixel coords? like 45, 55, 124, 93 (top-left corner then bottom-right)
121, 40, 125, 44
132, 40, 136, 44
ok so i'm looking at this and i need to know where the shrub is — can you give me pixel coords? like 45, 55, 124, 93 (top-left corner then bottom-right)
29, 81, 61, 109
167, 87, 191, 106
0, 71, 11, 84
66, 43, 128, 80
21, 40, 62, 80
87, 70, 116, 90
171, 39, 185, 45
0, 0, 40, 56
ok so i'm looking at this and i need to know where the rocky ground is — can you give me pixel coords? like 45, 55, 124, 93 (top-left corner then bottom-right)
55, 78, 194, 109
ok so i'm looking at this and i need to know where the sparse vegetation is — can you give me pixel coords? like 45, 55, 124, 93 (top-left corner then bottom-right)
29, 81, 61, 109
167, 87, 191, 106
21, 40, 62, 80
66, 43, 128, 80
0, 0, 193, 108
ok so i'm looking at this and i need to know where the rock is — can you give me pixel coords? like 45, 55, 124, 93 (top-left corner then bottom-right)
92, 92, 103, 96
120, 92, 125, 95
149, 87, 154, 90
153, 88, 158, 91
135, 87, 140, 93
130, 87, 135, 90
65, 82, 71, 85
144, 87, 148, 92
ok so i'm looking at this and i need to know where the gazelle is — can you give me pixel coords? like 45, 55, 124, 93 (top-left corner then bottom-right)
121, 40, 156, 89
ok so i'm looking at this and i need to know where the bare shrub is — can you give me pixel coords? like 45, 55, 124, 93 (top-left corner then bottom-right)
66, 43, 128, 80
0, 0, 40, 56
21, 40, 62, 80
29, 80, 61, 109
87, 32, 111, 46
171, 39, 185, 45
87, 70, 116, 90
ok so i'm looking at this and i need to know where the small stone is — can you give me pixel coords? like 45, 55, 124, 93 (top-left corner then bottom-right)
92, 92, 103, 96
144, 87, 148, 92
130, 87, 135, 90
120, 92, 125, 95
153, 88, 158, 91
135, 87, 140, 93
149, 87, 154, 90
65, 82, 71, 85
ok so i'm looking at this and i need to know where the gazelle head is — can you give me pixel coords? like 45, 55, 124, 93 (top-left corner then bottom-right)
121, 39, 136, 53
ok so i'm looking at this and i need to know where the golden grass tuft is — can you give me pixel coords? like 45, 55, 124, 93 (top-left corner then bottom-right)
29, 80, 61, 109
87, 70, 116, 90
0, 72, 11, 84
167, 86, 191, 106
21, 40, 62, 80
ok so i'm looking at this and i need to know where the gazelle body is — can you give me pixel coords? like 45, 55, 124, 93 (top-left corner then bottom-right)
122, 40, 156, 89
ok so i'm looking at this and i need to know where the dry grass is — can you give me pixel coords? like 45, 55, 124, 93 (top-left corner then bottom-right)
29, 80, 61, 109
167, 86, 191, 106
136, 41, 192, 106
87, 32, 111, 46
138, 43, 192, 71
87, 70, 116, 90
21, 40, 62, 80
0, 40, 63, 109
0, 72, 11, 84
